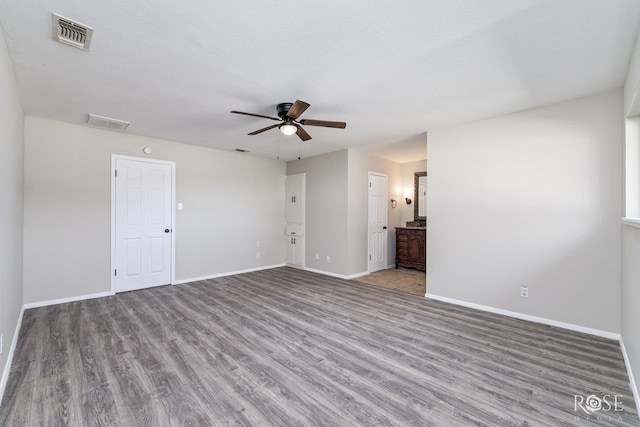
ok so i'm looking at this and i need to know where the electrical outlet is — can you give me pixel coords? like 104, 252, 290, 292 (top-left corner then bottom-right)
520, 286, 529, 298
315, 253, 320, 261
256, 241, 261, 248
256, 252, 261, 259
325, 256, 331, 263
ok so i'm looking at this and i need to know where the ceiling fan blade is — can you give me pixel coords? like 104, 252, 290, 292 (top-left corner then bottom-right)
286, 100, 310, 120
231, 110, 281, 121
296, 125, 312, 141
248, 124, 279, 135
299, 119, 346, 129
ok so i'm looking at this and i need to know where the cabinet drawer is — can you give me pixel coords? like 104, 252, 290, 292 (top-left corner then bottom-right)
285, 222, 303, 236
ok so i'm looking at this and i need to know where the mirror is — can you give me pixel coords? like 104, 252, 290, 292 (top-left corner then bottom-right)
414, 171, 426, 221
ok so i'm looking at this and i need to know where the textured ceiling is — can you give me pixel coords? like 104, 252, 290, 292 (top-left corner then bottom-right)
1, 1, 639, 162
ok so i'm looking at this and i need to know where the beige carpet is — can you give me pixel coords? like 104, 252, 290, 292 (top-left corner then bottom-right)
353, 267, 426, 296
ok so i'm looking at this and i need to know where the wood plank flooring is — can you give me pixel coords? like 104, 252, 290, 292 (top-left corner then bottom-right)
1, 267, 638, 426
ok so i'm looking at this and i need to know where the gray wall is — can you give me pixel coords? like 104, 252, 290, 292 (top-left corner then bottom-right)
287, 149, 404, 277
0, 26, 24, 396
23, 117, 286, 303
287, 150, 349, 275
622, 29, 640, 407
347, 150, 403, 274
428, 91, 623, 333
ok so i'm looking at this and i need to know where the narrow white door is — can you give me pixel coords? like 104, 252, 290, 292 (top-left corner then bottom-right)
285, 236, 304, 267
285, 173, 305, 268
114, 158, 173, 293
286, 173, 305, 223
368, 172, 388, 273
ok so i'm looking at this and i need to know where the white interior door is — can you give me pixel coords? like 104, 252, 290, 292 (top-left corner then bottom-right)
285, 173, 305, 268
114, 157, 173, 293
285, 173, 305, 224
368, 172, 388, 273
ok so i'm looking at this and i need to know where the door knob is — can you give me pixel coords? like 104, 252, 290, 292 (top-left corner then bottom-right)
164, 229, 171, 233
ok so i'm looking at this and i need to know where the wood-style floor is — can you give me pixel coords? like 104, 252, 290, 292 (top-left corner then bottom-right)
1, 267, 638, 426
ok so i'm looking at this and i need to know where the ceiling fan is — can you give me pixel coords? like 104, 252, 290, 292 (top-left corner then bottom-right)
230, 100, 346, 141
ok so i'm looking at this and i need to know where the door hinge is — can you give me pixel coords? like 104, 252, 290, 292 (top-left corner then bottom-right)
114, 269, 117, 276
115, 169, 117, 177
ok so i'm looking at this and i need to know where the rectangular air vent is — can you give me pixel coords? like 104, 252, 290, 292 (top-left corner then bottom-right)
52, 14, 93, 50
87, 114, 130, 131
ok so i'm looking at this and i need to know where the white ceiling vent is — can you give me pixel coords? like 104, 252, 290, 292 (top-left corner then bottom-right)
52, 14, 93, 50
87, 114, 130, 131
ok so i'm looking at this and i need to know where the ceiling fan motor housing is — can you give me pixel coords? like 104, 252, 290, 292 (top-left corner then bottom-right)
276, 103, 293, 119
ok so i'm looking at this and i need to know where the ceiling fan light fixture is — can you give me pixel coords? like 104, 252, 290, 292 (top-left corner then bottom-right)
279, 123, 298, 136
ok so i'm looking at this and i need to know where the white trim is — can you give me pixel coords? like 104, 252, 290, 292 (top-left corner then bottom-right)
0, 305, 25, 404
304, 267, 350, 279
346, 271, 370, 280
24, 291, 113, 310
173, 264, 286, 285
303, 267, 368, 280
367, 171, 389, 274
622, 217, 640, 229
425, 293, 620, 340
620, 338, 640, 419
111, 155, 176, 294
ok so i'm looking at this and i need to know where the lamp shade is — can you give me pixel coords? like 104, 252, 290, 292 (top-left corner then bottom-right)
279, 123, 298, 136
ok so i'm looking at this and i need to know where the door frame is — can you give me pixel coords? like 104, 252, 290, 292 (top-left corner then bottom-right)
367, 171, 388, 273
110, 154, 176, 294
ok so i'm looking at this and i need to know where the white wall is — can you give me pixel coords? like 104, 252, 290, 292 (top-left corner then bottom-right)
0, 25, 24, 399
622, 29, 640, 406
23, 117, 286, 303
427, 91, 623, 333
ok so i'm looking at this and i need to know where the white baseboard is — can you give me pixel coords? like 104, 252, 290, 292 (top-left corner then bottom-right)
425, 293, 620, 340
346, 271, 370, 279
173, 263, 286, 285
303, 267, 350, 279
23, 291, 113, 310
302, 267, 368, 280
0, 305, 25, 405
620, 338, 640, 420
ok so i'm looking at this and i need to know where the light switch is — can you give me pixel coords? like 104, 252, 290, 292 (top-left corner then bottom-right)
177, 203, 183, 210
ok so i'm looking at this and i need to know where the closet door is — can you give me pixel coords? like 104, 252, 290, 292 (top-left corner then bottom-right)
285, 173, 305, 268
286, 173, 305, 223
285, 236, 304, 267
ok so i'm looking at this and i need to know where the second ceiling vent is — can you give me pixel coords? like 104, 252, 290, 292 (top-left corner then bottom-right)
52, 13, 93, 51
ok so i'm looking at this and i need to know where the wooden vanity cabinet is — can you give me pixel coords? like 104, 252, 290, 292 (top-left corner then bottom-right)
395, 227, 426, 271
